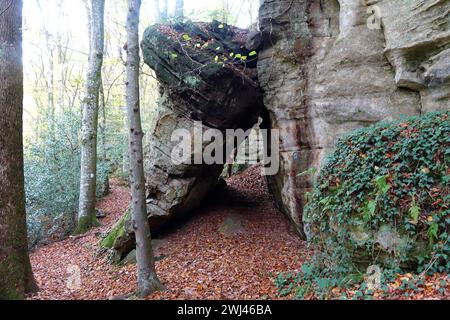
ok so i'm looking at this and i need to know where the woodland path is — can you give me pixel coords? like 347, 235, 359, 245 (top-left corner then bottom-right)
28, 166, 308, 300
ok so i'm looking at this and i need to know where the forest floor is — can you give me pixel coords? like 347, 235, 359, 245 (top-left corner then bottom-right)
27, 165, 450, 300
28, 166, 309, 300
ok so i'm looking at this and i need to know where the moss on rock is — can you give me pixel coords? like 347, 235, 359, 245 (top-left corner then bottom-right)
101, 209, 131, 249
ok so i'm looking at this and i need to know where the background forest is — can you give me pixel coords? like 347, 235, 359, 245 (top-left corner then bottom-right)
22, 0, 259, 247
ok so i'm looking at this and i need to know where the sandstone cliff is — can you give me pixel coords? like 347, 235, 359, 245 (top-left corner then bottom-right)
257, 0, 450, 236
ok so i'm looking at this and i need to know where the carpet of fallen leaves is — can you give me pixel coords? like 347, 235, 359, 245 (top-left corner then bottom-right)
28, 167, 308, 300
27, 167, 450, 300
325, 272, 450, 300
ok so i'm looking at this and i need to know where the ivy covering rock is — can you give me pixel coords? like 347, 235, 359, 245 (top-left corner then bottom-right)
304, 111, 450, 275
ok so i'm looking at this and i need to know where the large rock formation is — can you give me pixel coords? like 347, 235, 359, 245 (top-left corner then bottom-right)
257, 0, 450, 237
105, 1, 450, 257
103, 21, 264, 258
141, 21, 264, 228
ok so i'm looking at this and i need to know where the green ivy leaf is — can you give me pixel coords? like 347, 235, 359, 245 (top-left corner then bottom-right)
408, 197, 420, 225
428, 222, 439, 243
249, 51, 257, 56
375, 176, 390, 194
298, 167, 318, 177
363, 200, 377, 222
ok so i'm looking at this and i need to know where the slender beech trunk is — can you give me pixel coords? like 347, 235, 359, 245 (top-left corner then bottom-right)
99, 75, 110, 195
0, 0, 38, 299
46, 44, 55, 137
83, 0, 92, 53
75, 0, 105, 234
126, 0, 164, 297
175, 0, 184, 21
36, 1, 55, 140
153, 0, 161, 22
161, 0, 168, 22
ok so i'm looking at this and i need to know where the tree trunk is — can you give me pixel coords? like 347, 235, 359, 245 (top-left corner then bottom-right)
99, 75, 110, 196
126, 0, 164, 297
83, 0, 92, 53
36, 1, 56, 139
0, 0, 38, 299
75, 0, 105, 234
153, 0, 161, 23
122, 110, 130, 180
161, 0, 168, 22
175, 0, 184, 21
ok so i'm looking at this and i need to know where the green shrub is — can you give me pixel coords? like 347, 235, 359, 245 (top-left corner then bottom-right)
304, 111, 450, 277
24, 109, 124, 247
